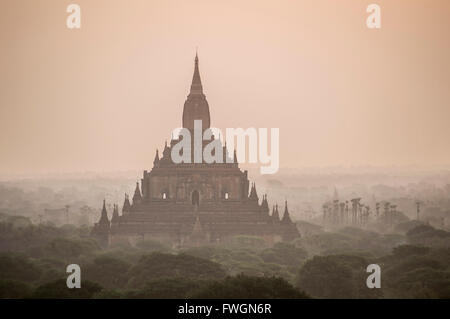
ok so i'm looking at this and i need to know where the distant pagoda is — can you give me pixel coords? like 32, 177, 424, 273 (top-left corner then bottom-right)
92, 54, 299, 247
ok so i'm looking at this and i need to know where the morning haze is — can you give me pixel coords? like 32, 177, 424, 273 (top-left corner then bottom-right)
1, 0, 450, 175
2, 1, 450, 303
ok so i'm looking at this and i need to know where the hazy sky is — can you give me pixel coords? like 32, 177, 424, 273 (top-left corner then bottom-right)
1, 0, 449, 175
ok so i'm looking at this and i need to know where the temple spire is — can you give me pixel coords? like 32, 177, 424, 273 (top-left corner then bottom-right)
122, 194, 131, 213
189, 52, 203, 96
261, 194, 269, 213
153, 149, 159, 167
133, 182, 142, 204
163, 141, 170, 155
272, 204, 280, 222
182, 53, 210, 130
111, 204, 119, 223
99, 199, 110, 225
282, 200, 292, 224
249, 182, 259, 201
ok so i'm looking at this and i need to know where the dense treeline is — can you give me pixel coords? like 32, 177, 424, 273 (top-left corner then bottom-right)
0, 215, 449, 298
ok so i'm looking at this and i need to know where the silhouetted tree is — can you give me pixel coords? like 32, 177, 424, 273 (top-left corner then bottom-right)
194, 274, 309, 299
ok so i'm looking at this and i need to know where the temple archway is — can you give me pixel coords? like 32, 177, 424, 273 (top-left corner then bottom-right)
191, 190, 200, 206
